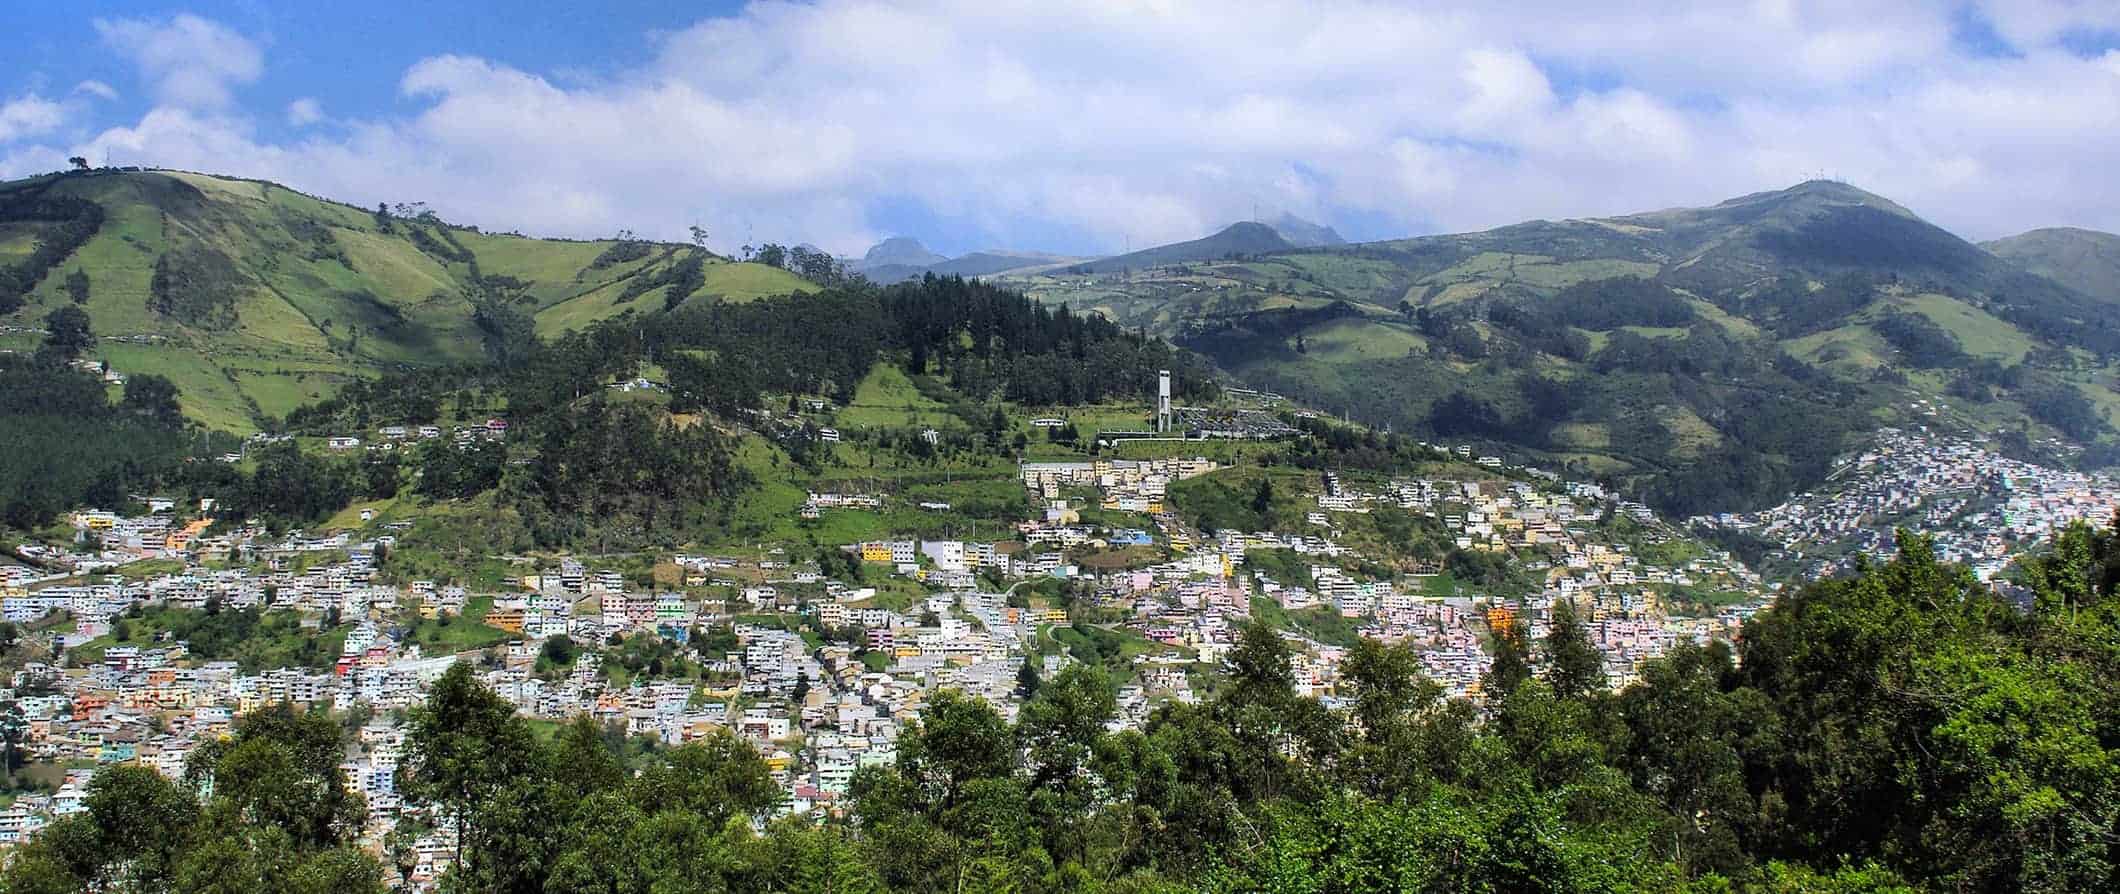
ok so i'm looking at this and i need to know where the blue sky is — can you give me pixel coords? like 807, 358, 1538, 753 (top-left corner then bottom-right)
3, 2, 743, 144
3, 2, 2118, 257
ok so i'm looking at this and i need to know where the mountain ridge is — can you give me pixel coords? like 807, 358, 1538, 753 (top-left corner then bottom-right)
1983, 226, 2120, 305
1003, 179, 2120, 515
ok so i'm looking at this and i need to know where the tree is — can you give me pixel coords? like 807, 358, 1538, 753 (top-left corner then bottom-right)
40, 305, 94, 361
120, 373, 183, 424
898, 689, 1015, 810
84, 763, 200, 885
1483, 621, 1532, 703
688, 224, 709, 248
1015, 654, 1042, 699
68, 156, 88, 171
1249, 475, 1275, 518
630, 730, 781, 826
1541, 599, 1605, 700
397, 662, 539, 881
186, 703, 366, 850
63, 269, 89, 304
1016, 665, 1115, 792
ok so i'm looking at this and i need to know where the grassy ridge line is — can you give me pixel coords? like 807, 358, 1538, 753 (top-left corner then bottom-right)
0, 169, 815, 430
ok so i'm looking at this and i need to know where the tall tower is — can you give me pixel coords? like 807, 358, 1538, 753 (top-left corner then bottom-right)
1157, 370, 1172, 433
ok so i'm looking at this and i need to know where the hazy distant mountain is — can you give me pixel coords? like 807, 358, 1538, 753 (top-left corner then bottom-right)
1268, 213, 1345, 248
930, 250, 1078, 278
857, 236, 946, 271
855, 240, 1082, 284
1984, 227, 2120, 305
1072, 222, 1295, 274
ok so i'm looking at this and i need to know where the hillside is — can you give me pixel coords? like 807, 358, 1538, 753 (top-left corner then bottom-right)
1984, 226, 2120, 304
1073, 221, 1295, 274
1004, 181, 2120, 515
1268, 212, 1346, 248
0, 168, 813, 431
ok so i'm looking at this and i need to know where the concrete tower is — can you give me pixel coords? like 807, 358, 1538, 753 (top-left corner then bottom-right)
1157, 369, 1172, 433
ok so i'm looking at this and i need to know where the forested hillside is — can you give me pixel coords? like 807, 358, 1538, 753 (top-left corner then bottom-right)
6, 520, 2114, 893
0, 272, 1212, 547
0, 168, 813, 431
1007, 181, 2120, 516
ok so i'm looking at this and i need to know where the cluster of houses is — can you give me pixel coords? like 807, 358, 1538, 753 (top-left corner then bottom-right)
320, 419, 510, 453
0, 441, 1784, 885
1694, 428, 2120, 581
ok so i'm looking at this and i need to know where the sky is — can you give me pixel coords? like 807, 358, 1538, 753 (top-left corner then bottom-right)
3, 1, 2118, 258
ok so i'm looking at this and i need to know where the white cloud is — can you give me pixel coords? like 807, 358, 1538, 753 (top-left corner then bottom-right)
1975, 1, 2120, 51
94, 13, 264, 109
2, 2, 2115, 253
72, 81, 120, 101
286, 98, 324, 127
0, 96, 66, 143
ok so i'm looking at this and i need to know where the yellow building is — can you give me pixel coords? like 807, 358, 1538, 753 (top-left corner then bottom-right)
486, 608, 526, 634
1486, 606, 1517, 637
860, 543, 893, 563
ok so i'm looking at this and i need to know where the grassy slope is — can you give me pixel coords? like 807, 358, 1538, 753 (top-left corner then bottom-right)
0, 169, 812, 432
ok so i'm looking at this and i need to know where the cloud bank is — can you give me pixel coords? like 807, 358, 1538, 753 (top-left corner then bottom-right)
4, 2, 2119, 255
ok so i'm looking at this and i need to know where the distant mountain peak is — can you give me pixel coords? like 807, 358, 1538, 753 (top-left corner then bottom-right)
1267, 213, 1346, 248
1711, 179, 1922, 221
859, 236, 946, 270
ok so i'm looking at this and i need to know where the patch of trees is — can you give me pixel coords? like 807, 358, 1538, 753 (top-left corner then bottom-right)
1177, 301, 1368, 367
608, 248, 706, 310
1427, 390, 1505, 439
1543, 276, 1697, 330
413, 440, 504, 500
509, 399, 748, 549
263, 274, 1221, 547
214, 439, 398, 525
585, 234, 655, 270
0, 193, 104, 315
278, 211, 348, 266
0, 705, 383, 892
284, 363, 490, 434
1484, 300, 1591, 359
1592, 324, 1760, 378
2021, 381, 2106, 440
0, 357, 197, 528
1745, 274, 1879, 337
753, 242, 859, 286
39, 305, 94, 362
149, 247, 244, 330
1872, 309, 1968, 368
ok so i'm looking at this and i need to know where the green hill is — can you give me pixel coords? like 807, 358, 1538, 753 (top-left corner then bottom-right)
1984, 226, 2120, 305
1005, 181, 2120, 514
0, 168, 812, 430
